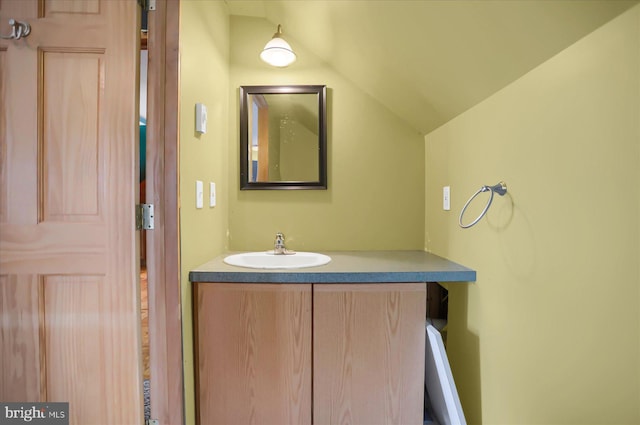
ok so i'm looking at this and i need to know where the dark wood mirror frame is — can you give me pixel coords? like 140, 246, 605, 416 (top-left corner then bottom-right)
239, 85, 327, 190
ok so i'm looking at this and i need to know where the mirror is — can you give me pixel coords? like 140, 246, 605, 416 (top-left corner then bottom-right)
239, 85, 327, 190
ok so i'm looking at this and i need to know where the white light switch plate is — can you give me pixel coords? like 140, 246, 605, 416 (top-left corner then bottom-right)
209, 182, 216, 207
196, 180, 204, 209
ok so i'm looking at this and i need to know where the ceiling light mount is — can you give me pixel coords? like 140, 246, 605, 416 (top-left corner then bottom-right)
260, 24, 296, 68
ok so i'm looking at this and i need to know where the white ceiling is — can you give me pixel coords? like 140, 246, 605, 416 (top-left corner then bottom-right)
226, 0, 639, 134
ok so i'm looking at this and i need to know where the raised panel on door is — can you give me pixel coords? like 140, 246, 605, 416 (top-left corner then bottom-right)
40, 49, 105, 223
43, 0, 100, 15
44, 275, 111, 423
195, 283, 312, 425
0, 0, 142, 423
313, 283, 427, 425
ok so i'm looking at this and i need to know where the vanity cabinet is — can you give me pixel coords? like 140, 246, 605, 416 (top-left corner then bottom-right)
194, 283, 312, 425
194, 282, 426, 425
313, 283, 426, 425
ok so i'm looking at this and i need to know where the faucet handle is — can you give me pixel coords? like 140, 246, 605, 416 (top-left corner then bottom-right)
274, 232, 286, 253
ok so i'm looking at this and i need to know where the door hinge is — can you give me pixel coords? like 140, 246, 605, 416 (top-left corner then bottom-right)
138, 0, 156, 11
136, 204, 155, 230
147, 420, 159, 425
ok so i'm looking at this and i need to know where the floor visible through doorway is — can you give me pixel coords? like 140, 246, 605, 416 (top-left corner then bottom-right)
141, 268, 150, 420
141, 267, 150, 379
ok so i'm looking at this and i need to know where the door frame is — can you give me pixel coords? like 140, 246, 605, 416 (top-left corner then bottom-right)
146, 0, 183, 423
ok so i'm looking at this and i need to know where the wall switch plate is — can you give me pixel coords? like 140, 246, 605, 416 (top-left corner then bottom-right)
443, 186, 451, 211
209, 182, 216, 207
195, 103, 207, 134
196, 180, 204, 209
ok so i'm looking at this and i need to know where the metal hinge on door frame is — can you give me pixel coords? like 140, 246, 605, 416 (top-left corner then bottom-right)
146, 419, 159, 425
138, 0, 156, 11
136, 204, 155, 230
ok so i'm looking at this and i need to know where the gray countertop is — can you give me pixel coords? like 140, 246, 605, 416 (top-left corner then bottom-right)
189, 251, 476, 284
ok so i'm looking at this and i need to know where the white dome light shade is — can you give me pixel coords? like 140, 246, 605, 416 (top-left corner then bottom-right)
260, 25, 296, 67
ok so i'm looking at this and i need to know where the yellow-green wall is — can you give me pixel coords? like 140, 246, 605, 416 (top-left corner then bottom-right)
179, 2, 229, 423
425, 6, 640, 424
178, 4, 640, 424
228, 16, 425, 251
178, 10, 424, 423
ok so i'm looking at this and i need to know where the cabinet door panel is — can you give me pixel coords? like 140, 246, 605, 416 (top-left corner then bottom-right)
314, 283, 426, 425
195, 283, 312, 425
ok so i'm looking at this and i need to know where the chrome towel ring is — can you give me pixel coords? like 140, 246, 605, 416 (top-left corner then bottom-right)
459, 181, 507, 228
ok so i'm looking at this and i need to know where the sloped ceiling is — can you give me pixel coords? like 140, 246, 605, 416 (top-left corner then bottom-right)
226, 0, 639, 134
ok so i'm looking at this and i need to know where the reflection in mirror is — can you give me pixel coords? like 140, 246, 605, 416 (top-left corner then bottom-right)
248, 93, 319, 182
240, 85, 327, 190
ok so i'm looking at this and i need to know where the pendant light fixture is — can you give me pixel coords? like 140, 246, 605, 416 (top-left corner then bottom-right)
260, 24, 296, 67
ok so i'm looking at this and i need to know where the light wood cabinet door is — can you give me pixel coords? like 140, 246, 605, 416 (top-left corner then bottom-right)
195, 283, 312, 425
313, 283, 426, 425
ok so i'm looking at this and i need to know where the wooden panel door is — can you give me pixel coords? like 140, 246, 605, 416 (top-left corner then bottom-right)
0, 0, 142, 423
314, 283, 427, 425
195, 283, 312, 425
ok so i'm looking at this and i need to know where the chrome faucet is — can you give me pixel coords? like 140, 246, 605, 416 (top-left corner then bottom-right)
274, 232, 286, 254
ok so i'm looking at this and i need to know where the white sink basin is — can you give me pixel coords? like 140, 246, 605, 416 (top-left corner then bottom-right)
223, 251, 331, 269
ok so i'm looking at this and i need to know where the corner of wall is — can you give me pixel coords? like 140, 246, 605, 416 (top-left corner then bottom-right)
179, 2, 231, 423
